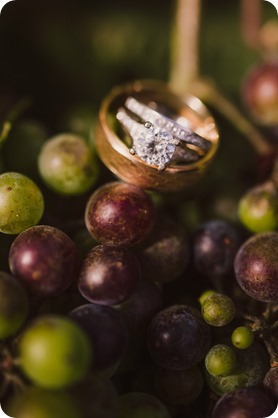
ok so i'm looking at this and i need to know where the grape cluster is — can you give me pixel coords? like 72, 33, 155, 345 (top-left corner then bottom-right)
0, 57, 277, 418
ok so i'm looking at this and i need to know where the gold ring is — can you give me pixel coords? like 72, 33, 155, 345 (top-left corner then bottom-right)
96, 80, 219, 192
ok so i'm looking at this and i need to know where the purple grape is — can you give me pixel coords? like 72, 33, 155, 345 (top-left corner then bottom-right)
212, 387, 276, 418
9, 225, 78, 298
193, 220, 240, 278
135, 215, 190, 283
85, 181, 155, 246
264, 367, 278, 402
69, 303, 128, 371
154, 366, 204, 407
115, 281, 162, 335
78, 245, 141, 306
148, 305, 211, 370
234, 232, 278, 302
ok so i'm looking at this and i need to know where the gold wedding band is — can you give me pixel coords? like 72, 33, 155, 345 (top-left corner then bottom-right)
96, 80, 219, 192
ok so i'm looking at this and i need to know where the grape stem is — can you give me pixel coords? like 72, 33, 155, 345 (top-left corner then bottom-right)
240, 0, 262, 51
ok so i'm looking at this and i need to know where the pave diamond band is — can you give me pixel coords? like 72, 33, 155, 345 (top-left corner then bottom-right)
116, 97, 211, 170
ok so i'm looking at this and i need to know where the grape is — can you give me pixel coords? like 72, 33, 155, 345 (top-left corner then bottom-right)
148, 305, 211, 370
238, 181, 278, 233
212, 387, 276, 418
9, 225, 78, 298
205, 342, 269, 396
78, 245, 140, 306
263, 367, 278, 402
1, 120, 48, 180
0, 172, 44, 234
85, 181, 155, 246
70, 375, 118, 418
115, 280, 162, 335
117, 392, 171, 418
4, 387, 81, 418
0, 271, 28, 339
205, 344, 237, 377
38, 133, 98, 195
69, 303, 128, 371
154, 366, 204, 407
231, 326, 254, 349
242, 60, 278, 125
19, 315, 91, 389
201, 293, 235, 327
135, 215, 190, 283
234, 232, 278, 302
193, 220, 240, 278
198, 289, 216, 305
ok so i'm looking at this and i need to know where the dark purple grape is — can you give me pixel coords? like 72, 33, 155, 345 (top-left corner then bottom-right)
118, 392, 171, 418
69, 303, 128, 371
9, 225, 78, 298
212, 387, 276, 418
264, 367, 278, 402
193, 220, 240, 278
78, 245, 141, 306
242, 60, 278, 126
148, 305, 211, 370
234, 232, 278, 302
154, 366, 204, 407
70, 375, 118, 418
115, 281, 162, 335
135, 215, 190, 283
85, 181, 155, 246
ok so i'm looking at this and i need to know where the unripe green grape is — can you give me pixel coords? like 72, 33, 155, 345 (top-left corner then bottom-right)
202, 293, 235, 327
0, 271, 28, 339
238, 181, 278, 233
19, 315, 92, 389
38, 133, 98, 196
205, 344, 237, 377
231, 326, 254, 349
198, 289, 216, 306
0, 172, 44, 234
4, 387, 81, 418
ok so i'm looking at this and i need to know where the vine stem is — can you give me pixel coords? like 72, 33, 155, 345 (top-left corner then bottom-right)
169, 0, 201, 92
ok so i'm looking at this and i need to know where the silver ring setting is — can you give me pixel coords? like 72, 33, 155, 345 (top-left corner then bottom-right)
116, 97, 211, 170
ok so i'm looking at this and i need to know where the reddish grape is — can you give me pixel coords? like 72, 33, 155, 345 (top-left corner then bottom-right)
115, 280, 162, 335
9, 225, 78, 298
135, 215, 190, 283
69, 303, 128, 371
78, 245, 140, 305
242, 60, 278, 125
212, 387, 276, 418
193, 220, 240, 278
234, 232, 278, 302
85, 181, 155, 246
148, 305, 211, 371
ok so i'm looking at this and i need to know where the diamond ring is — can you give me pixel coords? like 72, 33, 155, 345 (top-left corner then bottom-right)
96, 80, 219, 192
116, 97, 211, 170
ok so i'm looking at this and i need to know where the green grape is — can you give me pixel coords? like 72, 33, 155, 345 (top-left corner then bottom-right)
202, 293, 235, 327
0, 271, 28, 339
205, 344, 237, 377
19, 315, 92, 389
205, 342, 269, 396
0, 172, 44, 234
4, 387, 81, 418
198, 289, 216, 305
238, 181, 278, 233
117, 392, 171, 418
38, 133, 99, 196
231, 326, 254, 349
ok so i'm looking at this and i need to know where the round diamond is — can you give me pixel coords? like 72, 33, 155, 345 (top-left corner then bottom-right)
133, 127, 176, 168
